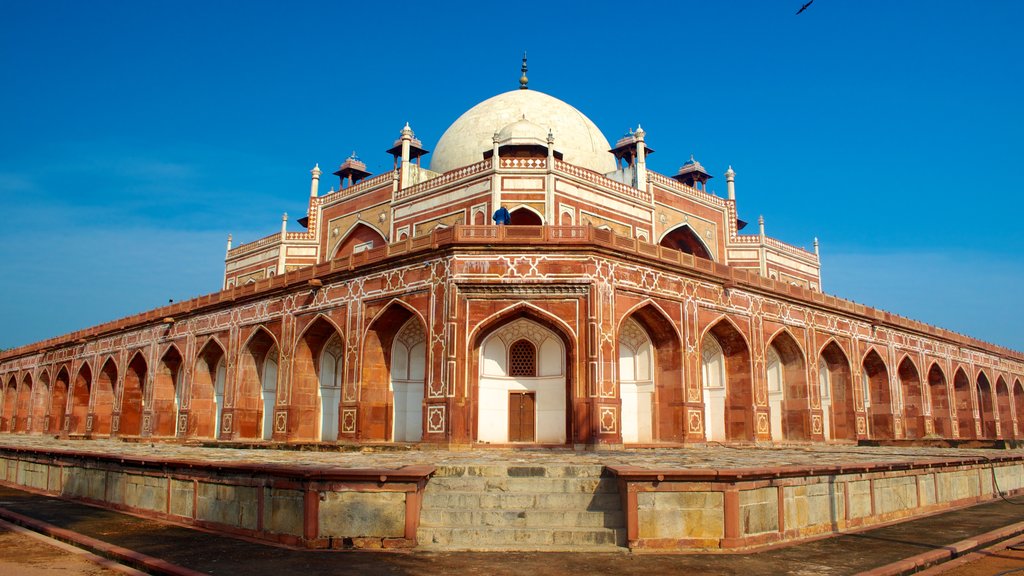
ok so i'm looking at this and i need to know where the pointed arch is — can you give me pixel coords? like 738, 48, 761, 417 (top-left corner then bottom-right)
977, 370, 995, 438
953, 367, 976, 438
766, 329, 809, 441
360, 303, 425, 442
93, 357, 118, 436
51, 366, 71, 434
618, 301, 683, 443
468, 301, 577, 347
390, 317, 427, 442
14, 373, 32, 433
292, 316, 343, 441
927, 362, 952, 437
658, 223, 714, 261
332, 222, 387, 259
119, 351, 148, 436
897, 356, 924, 439
2, 375, 16, 432
508, 206, 543, 226
819, 339, 855, 440
471, 305, 573, 445
995, 376, 1012, 439
862, 349, 892, 439
30, 370, 50, 433
191, 338, 227, 439
151, 345, 183, 437
236, 326, 279, 440
70, 363, 93, 434
701, 317, 753, 441
1014, 378, 1024, 439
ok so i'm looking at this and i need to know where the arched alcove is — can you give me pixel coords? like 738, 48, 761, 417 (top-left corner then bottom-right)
820, 341, 855, 440
508, 207, 542, 226
953, 368, 975, 438
14, 374, 32, 433
766, 331, 809, 441
93, 359, 118, 436
191, 340, 226, 439
333, 223, 387, 259
659, 225, 713, 261
51, 367, 70, 434
70, 364, 92, 434
977, 371, 995, 438
236, 328, 279, 439
476, 316, 567, 444
152, 346, 182, 437
293, 318, 341, 441
996, 376, 1012, 438
927, 363, 952, 437
897, 357, 924, 439
120, 352, 147, 436
701, 320, 753, 441
863, 349, 892, 439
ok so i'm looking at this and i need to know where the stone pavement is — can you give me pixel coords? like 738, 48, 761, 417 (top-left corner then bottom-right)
1, 435, 1022, 472
3, 483, 1024, 575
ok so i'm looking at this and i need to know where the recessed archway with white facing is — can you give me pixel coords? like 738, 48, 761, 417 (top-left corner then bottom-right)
478, 318, 566, 444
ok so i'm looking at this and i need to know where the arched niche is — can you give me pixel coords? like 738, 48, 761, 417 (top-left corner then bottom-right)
191, 340, 226, 439
819, 341, 855, 440
766, 331, 809, 441
996, 376, 1012, 438
701, 320, 753, 442
236, 328, 279, 440
477, 316, 568, 444
293, 317, 341, 441
977, 371, 995, 438
927, 363, 952, 437
508, 207, 542, 226
952, 368, 976, 438
70, 364, 92, 435
659, 224, 713, 261
897, 357, 924, 439
333, 223, 387, 259
862, 349, 892, 439
51, 367, 70, 434
93, 358, 118, 436
152, 346, 182, 437
119, 352, 147, 436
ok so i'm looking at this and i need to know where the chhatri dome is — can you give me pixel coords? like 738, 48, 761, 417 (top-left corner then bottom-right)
430, 88, 617, 175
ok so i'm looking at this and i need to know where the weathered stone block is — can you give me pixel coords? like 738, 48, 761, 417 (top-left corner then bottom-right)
169, 479, 194, 518
124, 474, 167, 512
263, 488, 304, 536
874, 476, 917, 515
847, 480, 872, 519
318, 492, 405, 538
196, 482, 258, 530
740, 487, 778, 536
784, 480, 844, 530
637, 491, 724, 540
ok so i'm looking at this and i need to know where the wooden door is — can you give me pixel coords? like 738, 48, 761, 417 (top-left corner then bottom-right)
508, 392, 536, 442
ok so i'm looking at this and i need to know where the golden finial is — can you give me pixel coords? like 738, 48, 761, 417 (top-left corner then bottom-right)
519, 51, 528, 90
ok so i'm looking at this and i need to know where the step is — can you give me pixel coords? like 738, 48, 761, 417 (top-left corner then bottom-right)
420, 491, 621, 511
417, 526, 626, 548
424, 476, 619, 494
419, 508, 625, 529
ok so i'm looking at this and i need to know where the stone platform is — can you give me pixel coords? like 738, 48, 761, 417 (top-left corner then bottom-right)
1, 436, 1022, 552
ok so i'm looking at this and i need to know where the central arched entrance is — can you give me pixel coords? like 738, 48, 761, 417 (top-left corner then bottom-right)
477, 317, 567, 444
766, 331, 809, 441
618, 318, 654, 443
390, 318, 426, 442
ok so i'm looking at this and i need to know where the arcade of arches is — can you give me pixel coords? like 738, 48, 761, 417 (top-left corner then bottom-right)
1, 248, 1023, 447
2, 301, 1024, 444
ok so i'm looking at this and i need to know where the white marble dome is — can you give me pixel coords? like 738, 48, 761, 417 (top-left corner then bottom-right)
430, 89, 616, 175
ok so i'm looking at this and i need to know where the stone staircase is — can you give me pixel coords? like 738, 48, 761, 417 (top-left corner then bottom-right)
417, 464, 626, 551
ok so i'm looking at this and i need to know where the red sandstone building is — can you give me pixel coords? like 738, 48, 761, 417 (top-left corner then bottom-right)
2, 71, 1022, 448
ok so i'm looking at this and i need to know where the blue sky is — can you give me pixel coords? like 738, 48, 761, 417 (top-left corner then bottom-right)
1, 0, 1022, 351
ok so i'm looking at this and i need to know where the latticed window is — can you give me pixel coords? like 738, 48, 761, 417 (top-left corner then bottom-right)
508, 339, 537, 377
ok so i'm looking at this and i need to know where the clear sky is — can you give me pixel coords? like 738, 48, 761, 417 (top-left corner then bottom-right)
1, 0, 1022, 351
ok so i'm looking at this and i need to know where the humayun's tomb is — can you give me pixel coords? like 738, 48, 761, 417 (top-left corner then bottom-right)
1, 63, 1023, 553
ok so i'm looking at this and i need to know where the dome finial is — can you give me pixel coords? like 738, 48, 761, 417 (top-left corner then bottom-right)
519, 51, 528, 90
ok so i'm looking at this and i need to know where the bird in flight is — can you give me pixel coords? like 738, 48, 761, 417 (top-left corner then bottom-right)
796, 0, 814, 15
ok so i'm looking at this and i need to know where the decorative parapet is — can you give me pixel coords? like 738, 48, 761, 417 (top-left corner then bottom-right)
554, 160, 651, 203
647, 171, 726, 208
731, 233, 818, 261
395, 160, 492, 201
317, 170, 397, 206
